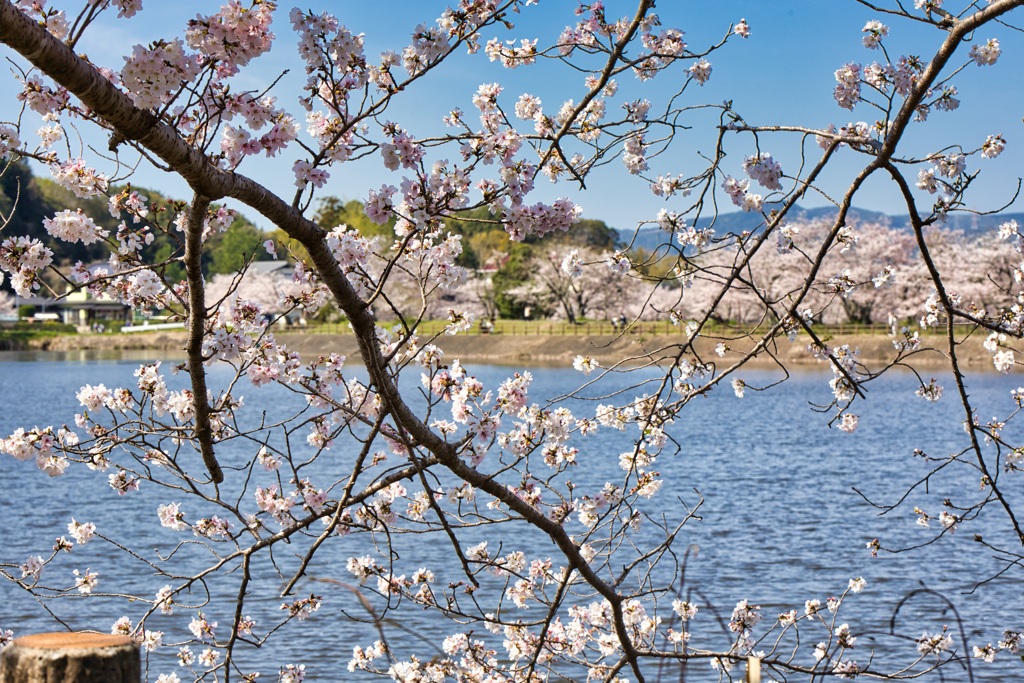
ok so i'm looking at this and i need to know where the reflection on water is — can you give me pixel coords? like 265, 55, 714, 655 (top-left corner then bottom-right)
0, 349, 185, 363
0, 352, 1020, 681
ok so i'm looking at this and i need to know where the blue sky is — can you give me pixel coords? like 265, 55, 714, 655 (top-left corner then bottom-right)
8, 1, 1023, 232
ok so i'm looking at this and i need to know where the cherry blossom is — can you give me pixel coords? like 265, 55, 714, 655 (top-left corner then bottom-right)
121, 39, 200, 110
185, 0, 275, 74
43, 210, 108, 245
67, 519, 96, 545
862, 20, 889, 49
50, 159, 108, 198
157, 502, 187, 531
743, 152, 784, 191
834, 62, 861, 110
982, 133, 1006, 158
72, 568, 99, 594
969, 38, 1001, 66
16, 74, 68, 116
0, 124, 19, 156
688, 58, 712, 84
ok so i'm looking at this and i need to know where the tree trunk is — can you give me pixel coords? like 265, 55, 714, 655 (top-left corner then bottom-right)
0, 633, 139, 683
840, 298, 873, 325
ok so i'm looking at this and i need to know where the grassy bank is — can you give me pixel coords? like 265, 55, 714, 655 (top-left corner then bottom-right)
16, 319, 997, 369
9, 317, 914, 345
0, 322, 77, 350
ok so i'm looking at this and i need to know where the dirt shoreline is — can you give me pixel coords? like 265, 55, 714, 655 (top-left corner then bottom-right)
25, 329, 995, 369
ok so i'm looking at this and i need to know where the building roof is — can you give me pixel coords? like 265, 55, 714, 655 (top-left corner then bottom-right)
248, 260, 293, 275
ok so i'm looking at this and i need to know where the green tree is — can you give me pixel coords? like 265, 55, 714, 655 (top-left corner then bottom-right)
468, 229, 510, 270
0, 160, 49, 237
207, 218, 269, 275
152, 241, 185, 283
541, 217, 619, 249
315, 197, 393, 239
490, 242, 535, 319
442, 206, 504, 237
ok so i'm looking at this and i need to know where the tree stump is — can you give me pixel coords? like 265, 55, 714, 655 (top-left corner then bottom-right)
0, 632, 139, 683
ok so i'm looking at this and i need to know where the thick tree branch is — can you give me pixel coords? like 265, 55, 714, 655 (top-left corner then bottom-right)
183, 194, 223, 484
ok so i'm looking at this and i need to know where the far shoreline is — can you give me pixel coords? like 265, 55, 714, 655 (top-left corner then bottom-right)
13, 328, 999, 370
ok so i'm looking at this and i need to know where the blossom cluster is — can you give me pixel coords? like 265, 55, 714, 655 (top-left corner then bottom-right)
121, 39, 200, 111
722, 175, 763, 213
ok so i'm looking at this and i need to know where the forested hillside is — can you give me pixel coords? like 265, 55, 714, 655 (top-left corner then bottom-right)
0, 160, 270, 288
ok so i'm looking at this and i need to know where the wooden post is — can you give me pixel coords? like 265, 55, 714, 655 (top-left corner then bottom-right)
745, 655, 761, 683
0, 633, 139, 683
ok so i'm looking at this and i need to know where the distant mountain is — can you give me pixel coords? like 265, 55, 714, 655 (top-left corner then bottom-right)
618, 203, 1024, 253
897, 210, 1024, 236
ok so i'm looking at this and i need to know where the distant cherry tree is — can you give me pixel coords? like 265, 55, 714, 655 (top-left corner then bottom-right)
511, 246, 637, 323
0, 287, 13, 317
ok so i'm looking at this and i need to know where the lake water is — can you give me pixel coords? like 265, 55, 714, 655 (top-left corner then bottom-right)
0, 351, 1021, 682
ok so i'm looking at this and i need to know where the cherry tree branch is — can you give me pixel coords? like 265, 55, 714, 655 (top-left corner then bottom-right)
183, 193, 223, 485
885, 160, 1024, 546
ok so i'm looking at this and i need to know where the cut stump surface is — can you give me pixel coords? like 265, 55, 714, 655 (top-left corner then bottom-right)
0, 632, 139, 683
